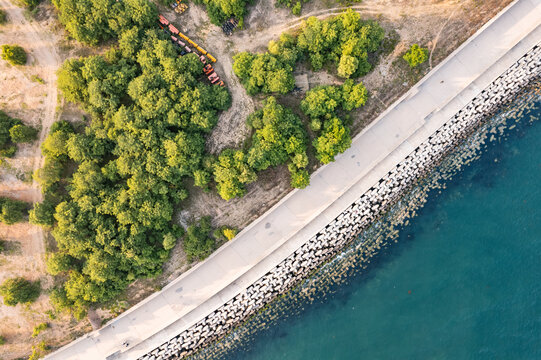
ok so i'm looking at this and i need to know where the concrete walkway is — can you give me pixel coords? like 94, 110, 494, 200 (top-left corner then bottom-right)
46, 1, 541, 359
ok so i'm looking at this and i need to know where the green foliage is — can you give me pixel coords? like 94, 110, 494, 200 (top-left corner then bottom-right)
0, 197, 27, 225
297, 10, 384, 78
301, 81, 367, 164
29, 196, 57, 227
0, 110, 22, 158
0, 277, 40, 306
233, 51, 296, 95
29, 341, 49, 360
9, 124, 38, 143
52, 0, 158, 45
0, 9, 7, 24
0, 335, 5, 345
42, 29, 231, 312
403, 44, 428, 68
290, 168, 309, 188
213, 149, 255, 200
213, 226, 238, 241
233, 11, 384, 94
312, 117, 351, 164
31, 323, 48, 338
194, 0, 250, 25
214, 97, 309, 200
183, 217, 215, 261
1, 44, 27, 65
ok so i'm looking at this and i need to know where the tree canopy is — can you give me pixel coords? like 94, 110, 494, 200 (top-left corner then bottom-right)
233, 11, 384, 95
213, 97, 309, 199
0, 277, 40, 306
37, 28, 231, 315
403, 44, 428, 68
301, 81, 368, 163
51, 0, 157, 45
1, 44, 27, 65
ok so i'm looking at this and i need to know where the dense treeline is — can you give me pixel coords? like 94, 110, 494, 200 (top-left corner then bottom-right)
35, 26, 231, 316
233, 10, 384, 95
51, 0, 157, 45
301, 81, 368, 163
213, 96, 309, 200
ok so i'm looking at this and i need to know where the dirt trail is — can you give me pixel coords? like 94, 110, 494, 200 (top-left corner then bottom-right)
0, 0, 60, 256
234, 1, 461, 52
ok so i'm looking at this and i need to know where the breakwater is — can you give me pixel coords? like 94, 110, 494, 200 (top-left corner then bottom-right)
139, 44, 541, 360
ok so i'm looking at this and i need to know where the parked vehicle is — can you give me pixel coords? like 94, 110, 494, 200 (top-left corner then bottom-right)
208, 72, 218, 81
199, 55, 207, 64
218, 80, 225, 87
203, 64, 214, 75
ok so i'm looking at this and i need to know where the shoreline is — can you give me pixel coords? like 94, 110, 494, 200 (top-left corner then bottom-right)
44, 1, 541, 359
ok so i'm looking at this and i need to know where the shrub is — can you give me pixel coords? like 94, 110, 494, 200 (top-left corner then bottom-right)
0, 197, 27, 225
0, 335, 5, 345
0, 9, 7, 24
222, 227, 237, 240
0, 277, 40, 306
1, 45, 27, 65
403, 44, 428, 68
31, 322, 48, 338
9, 124, 38, 143
183, 217, 215, 261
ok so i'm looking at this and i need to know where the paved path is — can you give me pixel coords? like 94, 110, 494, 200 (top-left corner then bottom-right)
46, 1, 541, 359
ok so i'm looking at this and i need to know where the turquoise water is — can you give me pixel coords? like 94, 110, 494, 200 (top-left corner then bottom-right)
199, 85, 541, 360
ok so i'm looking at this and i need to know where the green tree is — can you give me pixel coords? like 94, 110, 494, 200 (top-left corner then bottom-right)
9, 124, 38, 143
213, 149, 256, 200
0, 197, 27, 225
183, 217, 215, 261
403, 44, 428, 68
1, 45, 27, 65
0, 277, 40, 306
312, 117, 352, 164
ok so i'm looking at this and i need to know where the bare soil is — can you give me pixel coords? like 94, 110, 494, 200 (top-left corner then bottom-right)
0, 0, 512, 357
0, 1, 92, 359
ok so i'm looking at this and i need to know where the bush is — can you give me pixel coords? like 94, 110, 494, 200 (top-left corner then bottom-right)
0, 277, 40, 306
403, 44, 428, 68
0, 9, 7, 24
0, 197, 27, 225
31, 322, 48, 338
1, 45, 27, 65
0, 335, 5, 345
9, 124, 38, 143
29, 194, 58, 227
183, 217, 215, 261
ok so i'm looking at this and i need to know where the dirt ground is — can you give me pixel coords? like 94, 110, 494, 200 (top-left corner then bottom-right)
0, 0, 512, 358
0, 1, 93, 358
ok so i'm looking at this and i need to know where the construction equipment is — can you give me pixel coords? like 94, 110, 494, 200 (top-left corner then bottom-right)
175, 3, 188, 13
158, 15, 169, 26
208, 72, 219, 82
203, 64, 214, 75
168, 24, 180, 35
221, 18, 238, 36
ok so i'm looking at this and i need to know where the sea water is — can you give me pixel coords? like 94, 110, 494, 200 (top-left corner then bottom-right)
193, 81, 541, 360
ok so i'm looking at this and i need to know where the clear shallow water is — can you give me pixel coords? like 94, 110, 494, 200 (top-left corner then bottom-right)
197, 84, 541, 360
